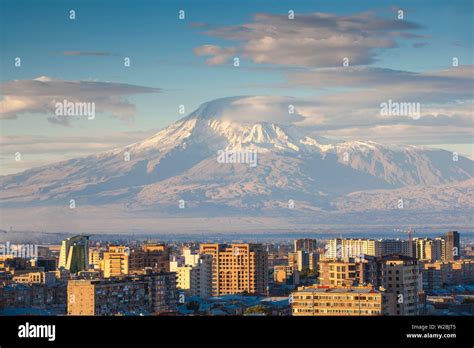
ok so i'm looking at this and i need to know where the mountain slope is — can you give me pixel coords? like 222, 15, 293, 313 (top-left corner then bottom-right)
0, 97, 472, 230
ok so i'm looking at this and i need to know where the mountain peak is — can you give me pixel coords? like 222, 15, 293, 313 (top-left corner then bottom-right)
1, 95, 473, 232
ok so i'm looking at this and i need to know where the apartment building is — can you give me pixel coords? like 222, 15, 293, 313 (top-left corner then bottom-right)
445, 231, 460, 261
318, 256, 379, 287
274, 265, 299, 285
423, 259, 474, 290
413, 238, 443, 261
325, 238, 381, 259
12, 271, 56, 285
200, 243, 268, 296
189, 254, 213, 298
294, 239, 317, 253
129, 244, 170, 272
292, 285, 396, 316
67, 272, 176, 315
101, 246, 129, 278
88, 248, 103, 268
379, 239, 413, 258
379, 255, 424, 315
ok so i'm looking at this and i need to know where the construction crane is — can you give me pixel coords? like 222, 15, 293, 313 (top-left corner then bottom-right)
394, 228, 415, 242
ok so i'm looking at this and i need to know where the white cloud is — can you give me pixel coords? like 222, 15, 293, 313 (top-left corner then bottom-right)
187, 64, 473, 145
196, 12, 423, 67
287, 66, 474, 132
218, 96, 304, 124
0, 77, 160, 124
194, 45, 236, 66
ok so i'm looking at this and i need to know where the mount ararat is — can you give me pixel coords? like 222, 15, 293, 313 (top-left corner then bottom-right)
1, 97, 472, 234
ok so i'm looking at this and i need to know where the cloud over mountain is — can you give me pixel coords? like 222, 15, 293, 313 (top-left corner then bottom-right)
1, 97, 472, 233
0, 76, 161, 124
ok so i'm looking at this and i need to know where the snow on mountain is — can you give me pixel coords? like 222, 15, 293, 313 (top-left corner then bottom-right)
0, 96, 472, 229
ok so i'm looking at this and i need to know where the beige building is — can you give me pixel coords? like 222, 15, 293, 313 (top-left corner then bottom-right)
171, 265, 193, 289
379, 255, 424, 316
101, 246, 129, 278
88, 248, 103, 268
200, 243, 268, 296
129, 244, 169, 272
451, 259, 474, 283
423, 259, 474, 290
292, 285, 395, 316
67, 272, 177, 315
274, 265, 299, 285
309, 252, 319, 271
317, 255, 425, 315
318, 256, 378, 287
13, 271, 56, 285
170, 252, 213, 298
183, 248, 200, 267
414, 238, 443, 261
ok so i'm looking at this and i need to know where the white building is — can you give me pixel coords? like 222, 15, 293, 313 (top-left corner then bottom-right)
325, 238, 380, 259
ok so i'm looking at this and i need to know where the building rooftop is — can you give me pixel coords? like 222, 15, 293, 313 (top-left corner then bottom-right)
379, 254, 418, 262
296, 286, 379, 294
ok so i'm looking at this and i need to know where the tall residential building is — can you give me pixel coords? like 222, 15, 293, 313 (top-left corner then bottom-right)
170, 252, 213, 298
88, 248, 103, 269
379, 255, 424, 316
294, 239, 317, 253
412, 238, 443, 261
67, 272, 177, 315
379, 239, 413, 257
318, 256, 379, 287
317, 254, 424, 315
129, 243, 170, 272
292, 285, 396, 316
183, 248, 200, 267
296, 250, 309, 271
326, 238, 380, 259
59, 235, 89, 274
101, 246, 129, 278
288, 252, 297, 269
309, 252, 320, 271
189, 254, 213, 298
274, 265, 299, 285
200, 243, 268, 296
444, 231, 460, 261
290, 250, 319, 271
436, 237, 446, 261
170, 264, 193, 289
422, 262, 452, 291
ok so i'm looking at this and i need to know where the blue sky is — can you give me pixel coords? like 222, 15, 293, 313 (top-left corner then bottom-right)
0, 0, 473, 173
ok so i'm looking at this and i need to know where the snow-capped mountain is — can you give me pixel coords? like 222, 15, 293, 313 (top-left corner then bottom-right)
1, 97, 472, 232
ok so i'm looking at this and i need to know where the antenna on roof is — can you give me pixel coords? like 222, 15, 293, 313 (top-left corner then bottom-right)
405, 228, 415, 242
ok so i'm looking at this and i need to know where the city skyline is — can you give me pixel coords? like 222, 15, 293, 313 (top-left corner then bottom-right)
1, 232, 473, 316
0, 1, 473, 345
